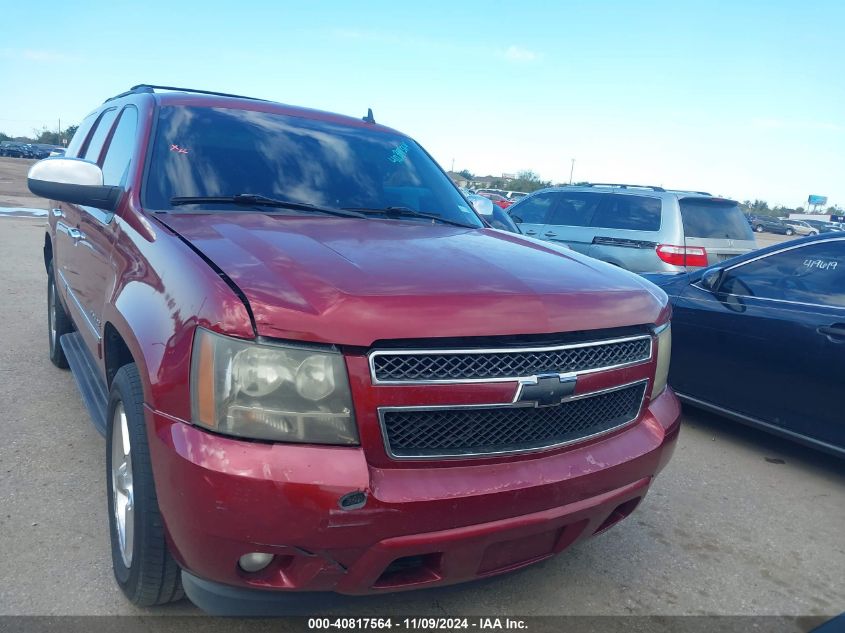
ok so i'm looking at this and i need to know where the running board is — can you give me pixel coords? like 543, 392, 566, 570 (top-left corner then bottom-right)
60, 332, 108, 437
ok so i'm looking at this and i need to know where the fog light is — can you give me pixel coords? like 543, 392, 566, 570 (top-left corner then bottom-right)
238, 552, 274, 572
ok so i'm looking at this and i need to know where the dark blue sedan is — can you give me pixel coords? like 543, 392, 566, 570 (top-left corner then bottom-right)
644, 233, 844, 458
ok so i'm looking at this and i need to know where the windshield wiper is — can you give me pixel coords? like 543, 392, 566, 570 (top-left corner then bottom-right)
169, 194, 366, 218
343, 206, 475, 228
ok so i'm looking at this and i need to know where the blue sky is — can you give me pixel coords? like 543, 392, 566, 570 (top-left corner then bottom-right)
2, 1, 843, 208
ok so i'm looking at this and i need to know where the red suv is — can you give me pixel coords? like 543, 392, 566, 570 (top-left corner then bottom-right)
28, 85, 680, 614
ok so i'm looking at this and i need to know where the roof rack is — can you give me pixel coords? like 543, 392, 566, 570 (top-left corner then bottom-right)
104, 84, 268, 104
577, 183, 666, 192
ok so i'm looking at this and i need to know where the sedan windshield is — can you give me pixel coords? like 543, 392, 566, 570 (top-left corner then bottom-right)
144, 105, 482, 228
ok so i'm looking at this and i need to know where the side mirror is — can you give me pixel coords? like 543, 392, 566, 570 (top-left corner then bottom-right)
699, 267, 723, 292
28, 158, 122, 211
468, 194, 495, 217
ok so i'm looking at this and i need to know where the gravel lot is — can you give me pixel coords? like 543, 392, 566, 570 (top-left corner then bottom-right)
0, 157, 842, 621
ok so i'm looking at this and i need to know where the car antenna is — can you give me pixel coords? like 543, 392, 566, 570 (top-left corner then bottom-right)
362, 108, 375, 124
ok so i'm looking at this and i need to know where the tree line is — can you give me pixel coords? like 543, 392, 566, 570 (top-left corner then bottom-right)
0, 124, 79, 146
740, 199, 841, 218
459, 169, 559, 193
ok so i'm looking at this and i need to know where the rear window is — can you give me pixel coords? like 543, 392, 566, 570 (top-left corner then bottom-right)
680, 199, 754, 240
590, 194, 662, 231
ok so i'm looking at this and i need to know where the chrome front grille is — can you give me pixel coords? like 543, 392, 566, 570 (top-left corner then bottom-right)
379, 381, 647, 459
370, 335, 651, 384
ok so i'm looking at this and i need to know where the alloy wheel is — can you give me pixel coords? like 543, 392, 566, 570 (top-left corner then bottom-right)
48, 281, 57, 349
111, 402, 135, 567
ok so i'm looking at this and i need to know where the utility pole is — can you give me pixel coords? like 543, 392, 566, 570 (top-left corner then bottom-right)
58, 118, 61, 136
451, 158, 455, 172
569, 158, 575, 184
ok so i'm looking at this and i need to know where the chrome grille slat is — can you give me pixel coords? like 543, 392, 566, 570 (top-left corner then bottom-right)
370, 335, 651, 384
380, 381, 647, 459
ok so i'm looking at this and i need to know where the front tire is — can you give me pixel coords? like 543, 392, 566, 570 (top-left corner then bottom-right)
47, 261, 73, 368
755, 225, 764, 233
107, 363, 183, 606
785, 228, 794, 236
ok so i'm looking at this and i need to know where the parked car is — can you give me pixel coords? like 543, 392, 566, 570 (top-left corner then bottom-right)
28, 84, 679, 614
507, 184, 756, 273
48, 147, 66, 157
19, 143, 38, 158
32, 144, 57, 159
803, 219, 843, 234
644, 233, 844, 458
506, 191, 529, 201
750, 216, 794, 235
477, 191, 513, 209
781, 219, 819, 236
0, 141, 25, 157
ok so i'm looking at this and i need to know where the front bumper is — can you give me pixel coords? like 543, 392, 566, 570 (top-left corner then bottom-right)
146, 387, 680, 603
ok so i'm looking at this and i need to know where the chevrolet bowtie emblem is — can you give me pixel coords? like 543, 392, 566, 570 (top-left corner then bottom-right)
514, 374, 577, 407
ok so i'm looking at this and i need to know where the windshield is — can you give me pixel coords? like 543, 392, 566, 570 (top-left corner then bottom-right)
143, 105, 482, 227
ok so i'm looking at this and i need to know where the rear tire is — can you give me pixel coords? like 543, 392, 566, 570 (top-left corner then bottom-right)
107, 363, 184, 606
47, 261, 72, 368
755, 225, 764, 233
785, 229, 794, 236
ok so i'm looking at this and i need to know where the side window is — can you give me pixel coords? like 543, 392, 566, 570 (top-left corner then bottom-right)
720, 241, 845, 307
101, 107, 138, 187
509, 193, 556, 224
546, 192, 603, 227
590, 195, 662, 231
65, 114, 98, 159
82, 108, 118, 163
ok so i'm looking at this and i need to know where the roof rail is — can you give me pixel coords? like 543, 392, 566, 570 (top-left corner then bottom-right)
104, 84, 268, 104
578, 183, 666, 192
668, 189, 713, 196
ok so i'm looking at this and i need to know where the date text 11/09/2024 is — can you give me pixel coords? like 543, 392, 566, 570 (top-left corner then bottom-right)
307, 618, 528, 630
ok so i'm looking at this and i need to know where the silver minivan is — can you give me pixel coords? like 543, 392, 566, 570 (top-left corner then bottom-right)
507, 184, 757, 273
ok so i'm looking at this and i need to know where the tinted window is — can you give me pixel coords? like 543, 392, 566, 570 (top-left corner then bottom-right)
680, 199, 754, 240
65, 113, 98, 159
590, 194, 662, 231
509, 193, 556, 224
546, 192, 603, 227
82, 108, 118, 162
144, 106, 482, 227
720, 240, 845, 307
101, 107, 138, 186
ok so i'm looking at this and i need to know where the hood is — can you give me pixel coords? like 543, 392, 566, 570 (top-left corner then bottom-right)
157, 213, 668, 346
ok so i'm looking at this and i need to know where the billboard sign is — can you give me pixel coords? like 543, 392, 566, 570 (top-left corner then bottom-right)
808, 195, 828, 206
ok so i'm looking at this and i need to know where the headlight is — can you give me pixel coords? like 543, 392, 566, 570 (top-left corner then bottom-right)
651, 323, 672, 399
190, 328, 358, 444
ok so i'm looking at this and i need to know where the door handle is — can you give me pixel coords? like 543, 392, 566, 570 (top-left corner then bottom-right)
544, 231, 557, 237
817, 324, 845, 341
68, 228, 85, 241
524, 230, 537, 235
